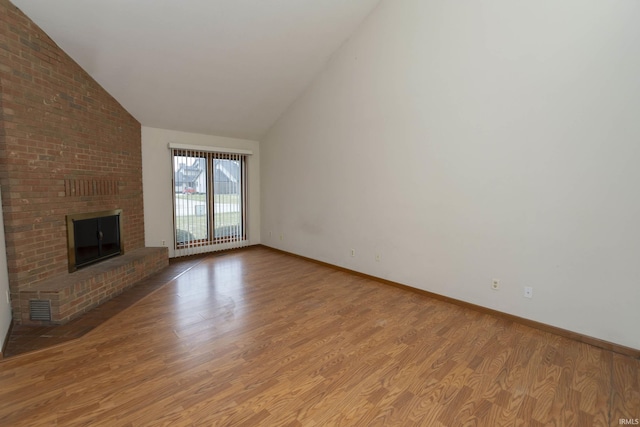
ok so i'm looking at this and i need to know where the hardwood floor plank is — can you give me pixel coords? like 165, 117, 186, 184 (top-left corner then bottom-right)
612, 353, 640, 424
0, 247, 638, 426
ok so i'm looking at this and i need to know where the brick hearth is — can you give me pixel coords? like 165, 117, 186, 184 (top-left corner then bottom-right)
18, 247, 168, 324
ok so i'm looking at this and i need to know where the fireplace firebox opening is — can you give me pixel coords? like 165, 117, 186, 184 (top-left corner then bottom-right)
66, 209, 124, 272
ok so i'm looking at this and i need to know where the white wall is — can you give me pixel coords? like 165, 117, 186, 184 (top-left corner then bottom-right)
0, 188, 13, 353
261, 0, 640, 350
142, 127, 260, 257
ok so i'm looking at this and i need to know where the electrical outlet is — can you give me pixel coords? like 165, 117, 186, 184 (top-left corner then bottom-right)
5, 290, 9, 304
162, 240, 166, 246
375, 254, 381, 262
279, 233, 283, 241
269, 231, 272, 237
491, 279, 500, 290
350, 249, 355, 257
524, 286, 533, 298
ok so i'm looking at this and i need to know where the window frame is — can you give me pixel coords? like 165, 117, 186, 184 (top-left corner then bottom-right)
172, 149, 247, 251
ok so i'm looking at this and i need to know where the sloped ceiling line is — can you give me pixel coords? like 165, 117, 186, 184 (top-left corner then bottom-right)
11, 0, 381, 140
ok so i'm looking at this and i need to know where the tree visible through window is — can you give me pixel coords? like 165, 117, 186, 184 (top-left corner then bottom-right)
172, 149, 246, 252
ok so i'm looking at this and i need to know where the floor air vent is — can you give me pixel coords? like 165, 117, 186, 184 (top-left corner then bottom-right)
30, 300, 52, 321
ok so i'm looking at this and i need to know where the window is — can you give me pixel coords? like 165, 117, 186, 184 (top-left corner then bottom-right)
171, 148, 247, 255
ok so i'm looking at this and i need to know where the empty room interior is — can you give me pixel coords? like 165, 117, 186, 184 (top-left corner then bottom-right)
0, 0, 639, 425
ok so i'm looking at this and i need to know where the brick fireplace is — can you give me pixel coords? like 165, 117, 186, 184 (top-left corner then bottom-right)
0, 0, 168, 324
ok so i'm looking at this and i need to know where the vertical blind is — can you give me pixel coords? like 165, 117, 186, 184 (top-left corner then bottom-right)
170, 145, 249, 257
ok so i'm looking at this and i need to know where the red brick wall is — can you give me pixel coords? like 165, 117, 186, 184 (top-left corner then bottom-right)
0, 0, 145, 314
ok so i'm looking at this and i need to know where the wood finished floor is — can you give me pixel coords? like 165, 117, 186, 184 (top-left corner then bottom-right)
4, 254, 211, 358
0, 246, 638, 426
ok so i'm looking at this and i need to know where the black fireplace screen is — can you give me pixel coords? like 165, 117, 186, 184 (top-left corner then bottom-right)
67, 209, 123, 271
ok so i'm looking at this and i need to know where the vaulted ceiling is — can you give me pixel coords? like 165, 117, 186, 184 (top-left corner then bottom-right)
12, 0, 380, 140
